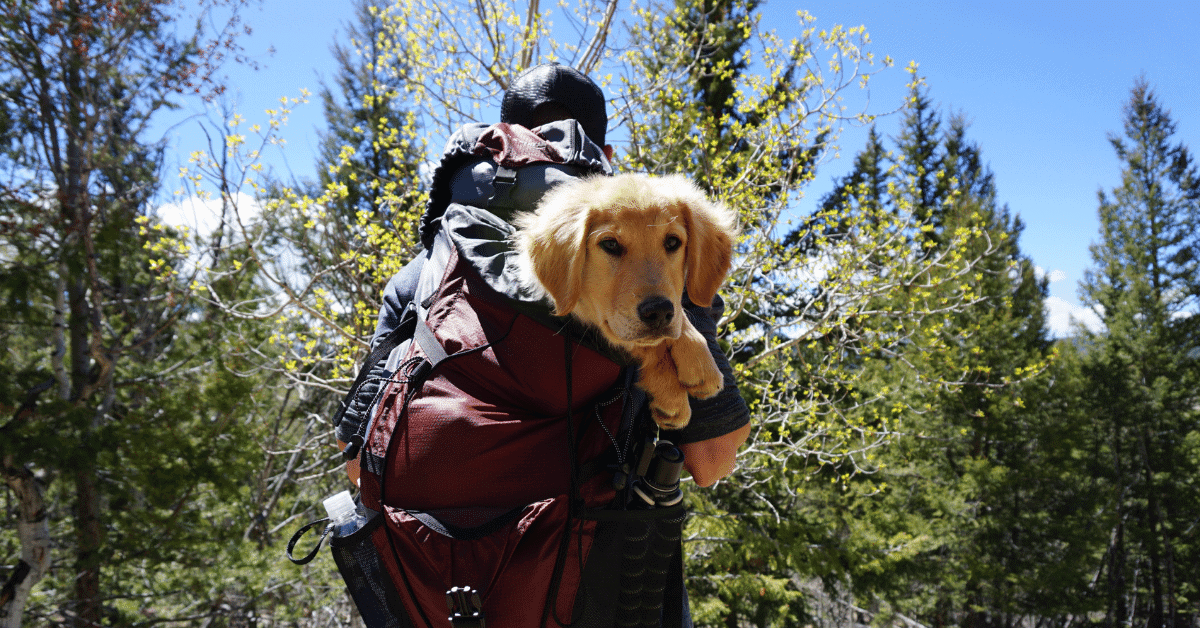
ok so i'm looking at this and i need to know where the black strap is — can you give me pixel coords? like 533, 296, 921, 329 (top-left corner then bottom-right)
544, 333, 585, 628
286, 517, 331, 565
335, 302, 418, 460
413, 315, 449, 368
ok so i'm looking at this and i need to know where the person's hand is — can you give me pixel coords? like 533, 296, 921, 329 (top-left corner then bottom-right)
679, 423, 750, 487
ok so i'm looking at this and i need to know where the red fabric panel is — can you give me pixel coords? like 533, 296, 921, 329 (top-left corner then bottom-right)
380, 246, 621, 510
374, 497, 597, 628
362, 244, 624, 625
473, 123, 565, 168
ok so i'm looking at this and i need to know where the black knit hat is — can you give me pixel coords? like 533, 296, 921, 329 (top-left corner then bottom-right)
501, 63, 607, 147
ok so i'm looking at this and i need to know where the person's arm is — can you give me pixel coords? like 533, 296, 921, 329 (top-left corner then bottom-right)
335, 255, 426, 485
681, 422, 750, 487
666, 292, 752, 487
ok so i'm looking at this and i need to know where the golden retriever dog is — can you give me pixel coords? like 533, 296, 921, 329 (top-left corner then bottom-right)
514, 173, 738, 429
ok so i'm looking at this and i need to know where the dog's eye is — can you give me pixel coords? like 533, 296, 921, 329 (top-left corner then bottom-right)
664, 235, 682, 252
599, 238, 624, 256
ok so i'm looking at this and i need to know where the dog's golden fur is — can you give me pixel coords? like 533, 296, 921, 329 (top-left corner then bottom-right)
514, 173, 738, 429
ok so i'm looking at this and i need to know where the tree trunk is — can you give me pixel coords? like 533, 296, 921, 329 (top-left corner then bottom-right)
1105, 506, 1127, 628
63, 167, 103, 628
0, 456, 51, 628
1139, 429, 1164, 628
72, 464, 103, 628
60, 26, 105, 618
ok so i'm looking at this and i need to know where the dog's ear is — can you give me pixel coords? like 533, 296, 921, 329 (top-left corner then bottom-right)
516, 190, 589, 316
682, 187, 737, 308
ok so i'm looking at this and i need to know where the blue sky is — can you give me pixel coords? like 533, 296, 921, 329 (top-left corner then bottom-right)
780, 0, 1200, 337
154, 0, 1200, 337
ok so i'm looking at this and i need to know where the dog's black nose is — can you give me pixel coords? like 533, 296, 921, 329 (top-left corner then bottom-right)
637, 297, 675, 328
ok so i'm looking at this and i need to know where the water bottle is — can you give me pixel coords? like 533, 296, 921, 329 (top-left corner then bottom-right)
323, 490, 366, 537
287, 490, 365, 564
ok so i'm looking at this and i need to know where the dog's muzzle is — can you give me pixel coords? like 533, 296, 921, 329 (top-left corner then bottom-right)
637, 296, 675, 332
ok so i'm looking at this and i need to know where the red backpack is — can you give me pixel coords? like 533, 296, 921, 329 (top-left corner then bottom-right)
290, 122, 692, 628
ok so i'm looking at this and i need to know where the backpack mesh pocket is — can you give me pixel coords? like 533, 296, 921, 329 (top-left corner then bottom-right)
329, 508, 417, 628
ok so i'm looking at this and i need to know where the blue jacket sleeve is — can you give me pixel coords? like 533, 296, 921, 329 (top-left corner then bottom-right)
333, 254, 426, 445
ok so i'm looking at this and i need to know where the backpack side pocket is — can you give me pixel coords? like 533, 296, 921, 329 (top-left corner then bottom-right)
329, 508, 419, 628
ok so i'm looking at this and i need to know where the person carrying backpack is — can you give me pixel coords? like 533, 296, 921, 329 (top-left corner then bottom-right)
321, 63, 751, 628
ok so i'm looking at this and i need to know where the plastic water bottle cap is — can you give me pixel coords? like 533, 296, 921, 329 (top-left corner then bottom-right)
323, 491, 356, 523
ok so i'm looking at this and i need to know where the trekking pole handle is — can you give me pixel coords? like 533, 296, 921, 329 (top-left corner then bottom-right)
631, 440, 685, 508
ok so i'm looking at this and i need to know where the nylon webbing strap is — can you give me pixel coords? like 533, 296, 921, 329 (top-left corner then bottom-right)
413, 315, 448, 367
285, 517, 331, 565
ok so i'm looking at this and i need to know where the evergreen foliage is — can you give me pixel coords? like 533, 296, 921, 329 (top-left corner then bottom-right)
0, 1, 274, 625
4, 2, 1198, 627
806, 83, 1097, 627
1077, 78, 1200, 628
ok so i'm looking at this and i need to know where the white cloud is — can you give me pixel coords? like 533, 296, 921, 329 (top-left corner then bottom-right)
1034, 266, 1068, 283
1044, 296, 1104, 337
152, 192, 269, 283
155, 192, 263, 239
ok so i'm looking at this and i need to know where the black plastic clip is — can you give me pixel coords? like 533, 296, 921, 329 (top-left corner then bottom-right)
487, 165, 518, 212
446, 586, 485, 628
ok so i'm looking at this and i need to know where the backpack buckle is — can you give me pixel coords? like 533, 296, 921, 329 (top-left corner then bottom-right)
488, 165, 518, 211
446, 586, 485, 628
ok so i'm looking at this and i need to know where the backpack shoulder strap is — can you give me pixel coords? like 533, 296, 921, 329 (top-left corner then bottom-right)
411, 306, 447, 368
337, 228, 455, 461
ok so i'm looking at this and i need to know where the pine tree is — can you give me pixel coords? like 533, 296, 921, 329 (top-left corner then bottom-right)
316, 0, 416, 223
297, 0, 426, 340
799, 82, 1095, 627
1078, 78, 1200, 628
819, 127, 890, 216
0, 2, 266, 625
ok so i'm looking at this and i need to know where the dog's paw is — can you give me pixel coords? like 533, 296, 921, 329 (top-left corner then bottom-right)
650, 394, 692, 430
675, 348, 722, 399
680, 370, 722, 400
671, 327, 723, 400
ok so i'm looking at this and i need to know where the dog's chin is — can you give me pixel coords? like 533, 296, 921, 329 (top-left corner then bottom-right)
601, 319, 681, 349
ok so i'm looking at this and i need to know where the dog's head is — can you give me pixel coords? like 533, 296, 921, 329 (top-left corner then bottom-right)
514, 173, 737, 348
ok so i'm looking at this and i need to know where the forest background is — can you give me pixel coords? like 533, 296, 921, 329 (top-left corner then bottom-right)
2, 1, 1198, 628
